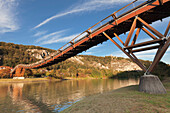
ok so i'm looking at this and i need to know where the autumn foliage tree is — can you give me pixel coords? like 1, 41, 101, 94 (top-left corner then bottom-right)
0, 69, 10, 78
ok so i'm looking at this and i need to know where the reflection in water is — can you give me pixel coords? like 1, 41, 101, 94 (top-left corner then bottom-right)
0, 78, 139, 112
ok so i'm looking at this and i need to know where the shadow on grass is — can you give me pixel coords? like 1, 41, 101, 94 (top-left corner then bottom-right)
109, 70, 144, 79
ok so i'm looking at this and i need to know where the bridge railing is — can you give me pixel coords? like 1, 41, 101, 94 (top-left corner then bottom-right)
12, 0, 154, 71
57, 0, 150, 53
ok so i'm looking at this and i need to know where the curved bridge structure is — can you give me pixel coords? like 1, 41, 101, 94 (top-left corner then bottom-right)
11, 0, 170, 77
0, 66, 13, 70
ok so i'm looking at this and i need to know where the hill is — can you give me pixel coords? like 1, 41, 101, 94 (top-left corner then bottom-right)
0, 42, 55, 67
0, 42, 170, 79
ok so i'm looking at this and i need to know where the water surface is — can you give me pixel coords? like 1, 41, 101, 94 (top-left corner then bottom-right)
0, 78, 139, 112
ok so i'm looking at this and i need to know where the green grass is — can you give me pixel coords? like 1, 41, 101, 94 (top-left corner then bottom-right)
61, 78, 170, 113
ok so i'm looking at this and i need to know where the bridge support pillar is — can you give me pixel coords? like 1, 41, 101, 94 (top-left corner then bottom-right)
103, 17, 170, 94
139, 75, 166, 94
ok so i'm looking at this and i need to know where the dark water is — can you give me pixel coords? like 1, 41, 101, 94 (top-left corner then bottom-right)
0, 79, 139, 113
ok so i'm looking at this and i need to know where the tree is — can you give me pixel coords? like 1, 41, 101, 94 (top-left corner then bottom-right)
24, 69, 33, 78
0, 69, 10, 78
69, 66, 76, 77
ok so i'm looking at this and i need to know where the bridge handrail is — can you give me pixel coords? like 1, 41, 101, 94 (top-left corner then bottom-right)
11, 0, 161, 74
58, 0, 141, 51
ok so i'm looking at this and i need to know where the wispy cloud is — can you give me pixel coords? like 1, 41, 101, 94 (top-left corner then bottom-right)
0, 0, 19, 33
35, 30, 67, 43
40, 33, 79, 45
33, 30, 48, 37
83, 52, 93, 55
35, 29, 79, 45
33, 0, 132, 29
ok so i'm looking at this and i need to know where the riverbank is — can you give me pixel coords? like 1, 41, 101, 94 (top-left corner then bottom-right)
64, 77, 108, 80
0, 76, 106, 83
0, 77, 62, 83
62, 77, 170, 113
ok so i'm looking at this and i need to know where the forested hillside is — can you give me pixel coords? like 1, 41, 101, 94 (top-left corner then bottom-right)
0, 42, 170, 79
0, 42, 55, 67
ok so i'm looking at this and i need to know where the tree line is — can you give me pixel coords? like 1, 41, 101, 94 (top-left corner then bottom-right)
0, 42, 170, 79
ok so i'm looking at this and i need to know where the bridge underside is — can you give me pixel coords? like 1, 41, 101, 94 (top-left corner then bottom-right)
40, 1, 170, 72
11, 0, 170, 78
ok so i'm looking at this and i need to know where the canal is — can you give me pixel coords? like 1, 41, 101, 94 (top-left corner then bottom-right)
0, 78, 139, 112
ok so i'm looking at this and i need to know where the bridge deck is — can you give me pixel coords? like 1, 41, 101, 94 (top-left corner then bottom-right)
11, 0, 170, 73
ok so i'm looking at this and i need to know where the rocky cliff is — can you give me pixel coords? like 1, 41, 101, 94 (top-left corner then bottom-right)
68, 56, 141, 72
26, 49, 50, 60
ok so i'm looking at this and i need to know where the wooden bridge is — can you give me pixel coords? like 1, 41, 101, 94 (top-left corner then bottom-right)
0, 66, 13, 70
10, 0, 170, 77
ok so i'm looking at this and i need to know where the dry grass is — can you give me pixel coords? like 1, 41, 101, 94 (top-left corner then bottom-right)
62, 78, 170, 113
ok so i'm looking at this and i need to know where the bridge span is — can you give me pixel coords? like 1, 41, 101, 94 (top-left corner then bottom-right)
10, 0, 170, 78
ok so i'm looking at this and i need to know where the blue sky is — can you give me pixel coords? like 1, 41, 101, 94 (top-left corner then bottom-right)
0, 0, 170, 64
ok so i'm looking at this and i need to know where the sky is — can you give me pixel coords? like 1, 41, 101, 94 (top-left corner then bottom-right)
0, 0, 170, 64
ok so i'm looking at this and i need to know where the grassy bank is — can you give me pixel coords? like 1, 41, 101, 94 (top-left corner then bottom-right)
0, 77, 62, 83
62, 78, 170, 113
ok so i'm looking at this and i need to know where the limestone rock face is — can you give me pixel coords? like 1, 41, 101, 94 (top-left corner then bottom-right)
111, 59, 141, 71
68, 56, 84, 65
68, 56, 141, 71
25, 49, 142, 72
27, 49, 50, 59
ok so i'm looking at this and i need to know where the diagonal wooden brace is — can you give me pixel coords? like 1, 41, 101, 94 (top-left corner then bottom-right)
147, 37, 170, 73
141, 27, 158, 40
131, 28, 141, 45
137, 17, 164, 39
114, 33, 124, 45
103, 32, 147, 71
125, 17, 137, 46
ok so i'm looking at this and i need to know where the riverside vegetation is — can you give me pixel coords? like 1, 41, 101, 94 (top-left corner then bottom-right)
0, 42, 170, 79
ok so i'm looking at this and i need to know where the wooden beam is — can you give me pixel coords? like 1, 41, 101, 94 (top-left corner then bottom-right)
147, 37, 170, 73
137, 17, 164, 39
132, 45, 160, 53
142, 27, 158, 40
131, 28, 141, 45
125, 17, 137, 46
103, 32, 146, 71
114, 33, 124, 45
124, 39, 163, 49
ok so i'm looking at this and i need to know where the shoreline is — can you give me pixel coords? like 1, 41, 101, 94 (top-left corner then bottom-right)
0, 78, 63, 83
0, 77, 106, 83
61, 77, 170, 113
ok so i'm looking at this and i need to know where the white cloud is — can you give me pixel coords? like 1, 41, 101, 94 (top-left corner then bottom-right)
83, 52, 93, 55
35, 30, 67, 43
33, 0, 133, 29
168, 48, 170, 52
0, 0, 19, 33
40, 33, 79, 45
33, 30, 48, 37
35, 29, 79, 45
